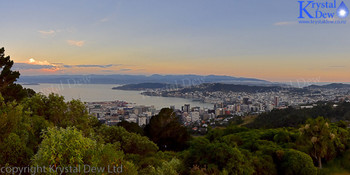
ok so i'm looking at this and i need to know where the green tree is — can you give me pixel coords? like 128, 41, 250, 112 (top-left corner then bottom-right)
98, 125, 158, 155
185, 137, 254, 175
0, 47, 35, 102
144, 108, 190, 151
118, 120, 144, 135
141, 158, 182, 175
32, 127, 97, 168
23, 93, 95, 134
32, 127, 138, 175
279, 149, 317, 175
0, 94, 22, 141
299, 117, 335, 169
0, 133, 33, 166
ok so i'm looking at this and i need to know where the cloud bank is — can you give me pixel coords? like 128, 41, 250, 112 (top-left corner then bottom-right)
67, 40, 85, 47
14, 58, 133, 75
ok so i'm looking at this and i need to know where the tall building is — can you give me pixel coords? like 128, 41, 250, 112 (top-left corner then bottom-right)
190, 111, 200, 122
214, 103, 223, 110
182, 104, 190, 113
243, 98, 249, 105
215, 108, 223, 116
274, 96, 279, 107
138, 116, 147, 126
235, 104, 241, 112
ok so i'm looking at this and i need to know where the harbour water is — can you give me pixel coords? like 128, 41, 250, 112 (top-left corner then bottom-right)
22, 83, 214, 110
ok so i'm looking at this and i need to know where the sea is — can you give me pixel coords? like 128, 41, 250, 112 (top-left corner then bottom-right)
22, 83, 214, 110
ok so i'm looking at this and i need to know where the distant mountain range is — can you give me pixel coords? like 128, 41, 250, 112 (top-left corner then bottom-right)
113, 82, 350, 94
112, 83, 175, 90
113, 82, 310, 95
18, 74, 271, 85
306, 83, 350, 89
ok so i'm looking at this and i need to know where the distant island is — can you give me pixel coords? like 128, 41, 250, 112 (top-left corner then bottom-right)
112, 83, 181, 91
114, 82, 350, 94
306, 83, 350, 89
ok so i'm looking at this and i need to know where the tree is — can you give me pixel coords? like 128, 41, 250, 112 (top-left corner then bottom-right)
32, 127, 97, 167
0, 133, 33, 166
98, 125, 158, 155
184, 137, 254, 175
299, 117, 335, 169
279, 149, 317, 175
144, 108, 190, 151
141, 158, 182, 175
0, 47, 20, 90
0, 94, 22, 142
0, 47, 35, 102
118, 120, 144, 135
32, 127, 138, 174
23, 93, 95, 134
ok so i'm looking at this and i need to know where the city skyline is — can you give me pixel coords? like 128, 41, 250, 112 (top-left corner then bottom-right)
1, 0, 350, 82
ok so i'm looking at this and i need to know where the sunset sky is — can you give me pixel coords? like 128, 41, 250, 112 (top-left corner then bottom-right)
1, 0, 350, 82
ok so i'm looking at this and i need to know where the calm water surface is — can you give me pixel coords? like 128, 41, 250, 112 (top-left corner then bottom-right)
23, 83, 213, 110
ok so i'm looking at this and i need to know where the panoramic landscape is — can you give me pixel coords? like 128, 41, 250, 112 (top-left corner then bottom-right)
1, 1, 350, 175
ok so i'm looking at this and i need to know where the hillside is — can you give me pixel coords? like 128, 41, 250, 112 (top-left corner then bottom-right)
112, 83, 174, 90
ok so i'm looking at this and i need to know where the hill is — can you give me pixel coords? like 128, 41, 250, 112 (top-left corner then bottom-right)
112, 83, 174, 90
307, 83, 350, 89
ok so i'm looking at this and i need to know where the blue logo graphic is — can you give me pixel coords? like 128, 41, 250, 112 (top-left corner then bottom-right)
337, 1, 349, 18
298, 0, 348, 24
298, 0, 348, 18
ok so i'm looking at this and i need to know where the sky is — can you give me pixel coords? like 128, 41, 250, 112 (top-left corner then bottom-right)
1, 0, 350, 82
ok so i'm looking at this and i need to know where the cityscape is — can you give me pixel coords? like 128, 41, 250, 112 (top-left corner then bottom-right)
88, 83, 350, 134
1, 0, 350, 174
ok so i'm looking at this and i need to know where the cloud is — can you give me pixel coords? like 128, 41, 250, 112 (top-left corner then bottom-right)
38, 30, 56, 36
100, 18, 109, 22
14, 58, 61, 73
329, 65, 346, 68
119, 68, 132, 71
15, 58, 138, 75
75, 64, 114, 68
67, 40, 85, 47
274, 21, 297, 26
14, 63, 56, 70
28, 58, 51, 65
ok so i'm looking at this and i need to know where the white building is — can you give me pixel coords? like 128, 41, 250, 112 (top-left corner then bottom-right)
138, 116, 147, 126
190, 111, 200, 122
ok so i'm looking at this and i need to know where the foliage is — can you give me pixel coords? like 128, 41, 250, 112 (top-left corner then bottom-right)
248, 102, 350, 128
0, 47, 35, 102
32, 127, 97, 167
2, 54, 350, 174
140, 158, 182, 175
98, 125, 158, 155
0, 133, 33, 166
118, 120, 144, 135
299, 117, 336, 168
22, 93, 94, 134
184, 137, 255, 174
279, 149, 317, 175
144, 108, 190, 151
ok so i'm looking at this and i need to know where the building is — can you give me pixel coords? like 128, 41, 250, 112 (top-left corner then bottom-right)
243, 98, 249, 105
274, 96, 279, 107
182, 104, 190, 113
138, 116, 147, 126
190, 111, 200, 122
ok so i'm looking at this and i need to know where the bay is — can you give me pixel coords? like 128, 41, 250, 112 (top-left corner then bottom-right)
22, 83, 214, 110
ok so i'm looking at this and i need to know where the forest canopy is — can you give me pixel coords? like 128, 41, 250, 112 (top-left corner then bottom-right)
1, 47, 350, 174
